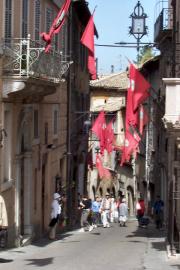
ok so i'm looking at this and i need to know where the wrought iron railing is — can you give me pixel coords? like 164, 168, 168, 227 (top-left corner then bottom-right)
1, 35, 72, 83
154, 8, 173, 42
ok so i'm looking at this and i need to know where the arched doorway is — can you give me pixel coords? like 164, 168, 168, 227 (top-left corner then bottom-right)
127, 186, 134, 216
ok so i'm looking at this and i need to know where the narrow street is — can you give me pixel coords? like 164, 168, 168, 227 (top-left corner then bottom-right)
0, 220, 179, 270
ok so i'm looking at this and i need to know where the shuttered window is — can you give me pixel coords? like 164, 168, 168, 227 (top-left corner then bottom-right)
35, 0, 41, 41
22, 0, 28, 38
5, 0, 12, 39
46, 7, 52, 32
34, 109, 39, 138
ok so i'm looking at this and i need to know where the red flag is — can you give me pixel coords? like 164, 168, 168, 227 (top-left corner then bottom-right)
92, 111, 106, 154
96, 154, 111, 179
41, 0, 71, 52
129, 64, 150, 112
120, 126, 141, 166
81, 13, 96, 80
139, 105, 149, 134
105, 121, 115, 153
125, 79, 139, 129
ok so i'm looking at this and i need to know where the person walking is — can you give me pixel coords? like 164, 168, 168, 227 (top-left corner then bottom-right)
152, 195, 164, 229
136, 198, 145, 227
119, 198, 128, 227
91, 196, 101, 228
79, 195, 93, 232
49, 192, 61, 240
100, 193, 112, 228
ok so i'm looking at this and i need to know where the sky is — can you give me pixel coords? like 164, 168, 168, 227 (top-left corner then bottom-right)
88, 0, 164, 75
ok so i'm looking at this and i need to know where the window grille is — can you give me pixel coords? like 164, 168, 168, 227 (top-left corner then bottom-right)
5, 0, 12, 39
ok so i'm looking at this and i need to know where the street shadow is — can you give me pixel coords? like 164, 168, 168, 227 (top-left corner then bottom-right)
126, 222, 166, 252
9, 250, 25, 253
0, 258, 13, 263
171, 265, 180, 269
32, 233, 73, 247
25, 257, 53, 267
128, 240, 145, 243
91, 232, 101, 235
151, 241, 165, 251
61, 240, 80, 244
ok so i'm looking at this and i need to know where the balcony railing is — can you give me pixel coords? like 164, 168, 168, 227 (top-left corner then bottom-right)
1, 35, 72, 83
154, 8, 173, 42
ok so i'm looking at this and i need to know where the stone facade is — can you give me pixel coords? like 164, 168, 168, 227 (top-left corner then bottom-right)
0, 0, 91, 247
88, 72, 146, 216
154, 0, 180, 253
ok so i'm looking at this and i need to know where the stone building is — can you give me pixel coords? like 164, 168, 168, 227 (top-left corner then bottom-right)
0, 0, 92, 247
88, 72, 146, 216
154, 0, 180, 254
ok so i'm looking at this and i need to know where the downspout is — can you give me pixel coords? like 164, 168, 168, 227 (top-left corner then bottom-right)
66, 3, 73, 228
172, 0, 176, 77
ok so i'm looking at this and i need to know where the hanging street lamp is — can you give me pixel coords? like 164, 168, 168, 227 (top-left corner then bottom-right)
129, 1, 148, 59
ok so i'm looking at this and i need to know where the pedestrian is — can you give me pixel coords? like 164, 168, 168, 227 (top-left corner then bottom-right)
100, 193, 112, 228
119, 198, 128, 227
152, 195, 164, 229
91, 196, 101, 228
136, 198, 145, 227
49, 192, 61, 240
113, 198, 120, 223
79, 195, 93, 232
110, 196, 115, 223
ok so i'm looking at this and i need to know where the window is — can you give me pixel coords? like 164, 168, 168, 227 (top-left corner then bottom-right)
46, 7, 52, 33
5, 0, 12, 40
22, 0, 28, 38
4, 106, 12, 182
34, 169, 38, 212
53, 105, 59, 136
35, 0, 41, 41
33, 109, 39, 138
44, 122, 48, 145
54, 110, 58, 135
61, 24, 67, 58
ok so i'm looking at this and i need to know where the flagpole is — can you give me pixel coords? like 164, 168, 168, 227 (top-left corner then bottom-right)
132, 153, 137, 216
145, 120, 150, 214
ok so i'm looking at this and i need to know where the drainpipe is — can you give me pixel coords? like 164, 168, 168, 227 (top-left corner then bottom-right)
145, 121, 150, 212
172, 0, 176, 77
66, 3, 73, 228
170, 0, 176, 254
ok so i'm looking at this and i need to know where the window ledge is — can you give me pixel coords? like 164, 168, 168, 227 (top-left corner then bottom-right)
1, 180, 14, 192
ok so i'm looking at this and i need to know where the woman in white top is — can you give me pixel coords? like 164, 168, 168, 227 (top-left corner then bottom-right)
49, 193, 61, 240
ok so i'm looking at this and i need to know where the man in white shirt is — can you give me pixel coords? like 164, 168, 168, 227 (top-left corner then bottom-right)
100, 193, 112, 228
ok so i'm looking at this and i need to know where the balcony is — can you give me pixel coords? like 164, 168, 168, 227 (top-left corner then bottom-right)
163, 78, 180, 129
154, 8, 173, 43
1, 35, 71, 83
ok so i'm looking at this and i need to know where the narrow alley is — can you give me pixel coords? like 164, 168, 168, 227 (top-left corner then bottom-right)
0, 220, 179, 270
